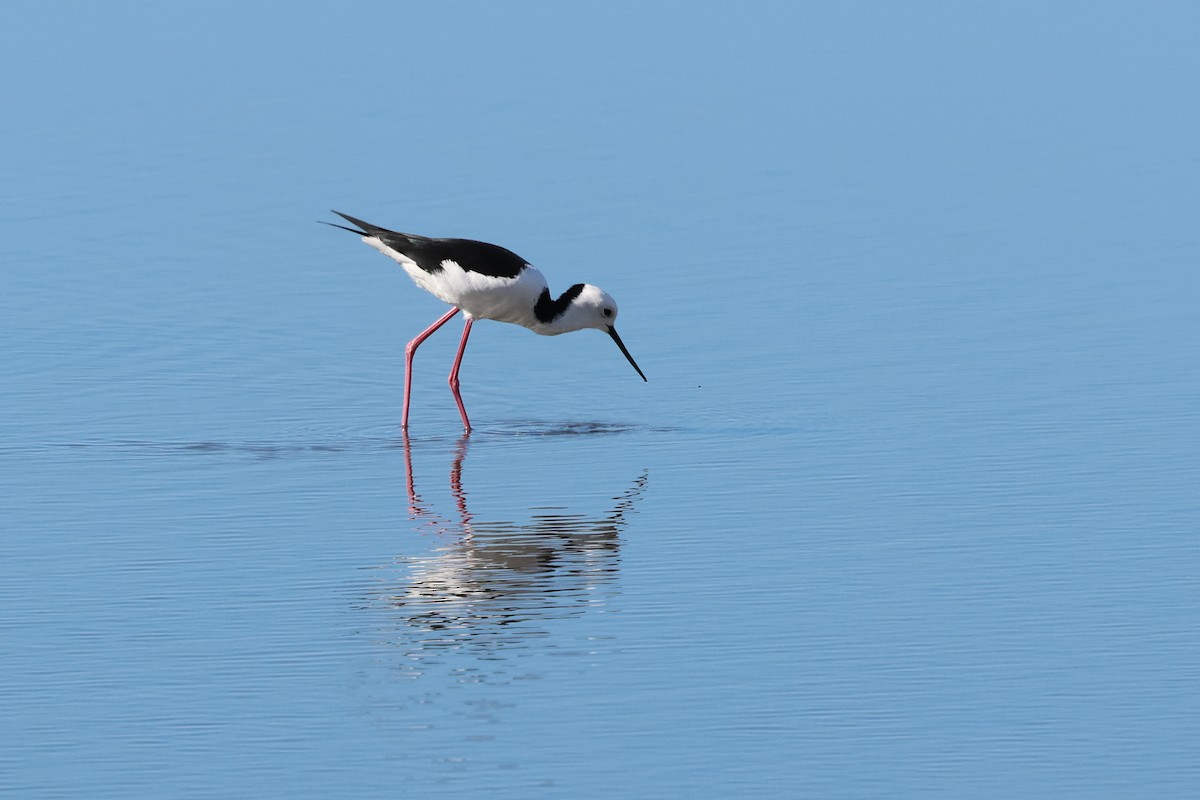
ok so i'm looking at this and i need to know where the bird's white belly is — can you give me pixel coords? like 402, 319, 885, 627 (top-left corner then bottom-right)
404, 259, 545, 327
365, 236, 548, 329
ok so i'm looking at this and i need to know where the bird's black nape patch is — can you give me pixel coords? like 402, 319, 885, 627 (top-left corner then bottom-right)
534, 283, 586, 324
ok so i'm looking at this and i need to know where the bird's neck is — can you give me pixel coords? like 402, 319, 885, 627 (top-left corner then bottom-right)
529, 285, 590, 335
533, 285, 586, 324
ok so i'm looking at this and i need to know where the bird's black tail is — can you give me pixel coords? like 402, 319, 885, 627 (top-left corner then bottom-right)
335, 210, 387, 232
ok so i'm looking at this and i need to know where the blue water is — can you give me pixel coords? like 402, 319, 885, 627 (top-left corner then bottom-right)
4, 3, 1199, 798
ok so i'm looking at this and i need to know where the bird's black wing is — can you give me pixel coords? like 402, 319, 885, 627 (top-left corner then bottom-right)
326, 211, 528, 279
430, 238, 529, 279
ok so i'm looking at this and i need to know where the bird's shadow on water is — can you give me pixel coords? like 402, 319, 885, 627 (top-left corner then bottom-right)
361, 432, 649, 682
17, 419, 672, 461
472, 419, 657, 437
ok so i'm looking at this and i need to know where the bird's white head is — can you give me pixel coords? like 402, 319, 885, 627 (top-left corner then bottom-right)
552, 284, 647, 382
561, 284, 620, 331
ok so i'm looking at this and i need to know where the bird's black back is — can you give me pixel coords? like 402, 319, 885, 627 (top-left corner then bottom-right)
330, 211, 529, 280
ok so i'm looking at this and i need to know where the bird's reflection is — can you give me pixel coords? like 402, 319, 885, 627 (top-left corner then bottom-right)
373, 434, 647, 671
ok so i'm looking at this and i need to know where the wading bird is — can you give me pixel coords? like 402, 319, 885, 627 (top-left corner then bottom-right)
324, 211, 646, 432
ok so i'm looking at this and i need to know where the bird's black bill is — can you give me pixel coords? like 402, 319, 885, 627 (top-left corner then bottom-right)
607, 327, 647, 382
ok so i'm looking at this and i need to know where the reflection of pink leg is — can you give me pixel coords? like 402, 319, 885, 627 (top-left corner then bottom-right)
448, 318, 474, 433
403, 307, 461, 430
450, 434, 471, 521
401, 431, 420, 512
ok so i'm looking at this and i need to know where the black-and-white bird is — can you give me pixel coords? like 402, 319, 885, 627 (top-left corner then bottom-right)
324, 211, 646, 432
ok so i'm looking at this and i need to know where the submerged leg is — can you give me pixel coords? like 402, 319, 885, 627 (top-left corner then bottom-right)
403, 307, 461, 429
448, 318, 474, 433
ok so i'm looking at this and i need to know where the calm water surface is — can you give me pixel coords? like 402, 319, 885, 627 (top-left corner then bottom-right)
3, 3, 1198, 798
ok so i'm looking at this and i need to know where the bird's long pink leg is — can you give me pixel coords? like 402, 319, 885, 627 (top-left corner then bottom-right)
403, 307, 461, 429
448, 318, 474, 433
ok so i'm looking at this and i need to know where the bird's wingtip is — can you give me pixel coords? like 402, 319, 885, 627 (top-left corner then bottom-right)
319, 218, 365, 235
